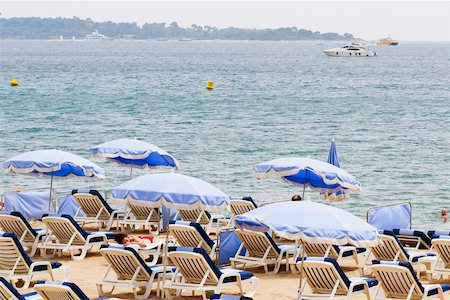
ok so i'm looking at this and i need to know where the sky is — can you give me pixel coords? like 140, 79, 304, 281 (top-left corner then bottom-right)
0, 1, 449, 41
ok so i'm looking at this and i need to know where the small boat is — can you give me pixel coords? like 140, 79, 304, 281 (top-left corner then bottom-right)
323, 42, 377, 57
376, 37, 399, 46
85, 30, 110, 40
178, 38, 192, 42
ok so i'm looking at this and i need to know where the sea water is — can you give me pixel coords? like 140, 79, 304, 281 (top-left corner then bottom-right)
0, 40, 449, 229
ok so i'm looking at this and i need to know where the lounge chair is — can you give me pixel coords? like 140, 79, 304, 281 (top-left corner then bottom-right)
0, 232, 69, 289
228, 197, 257, 225
0, 212, 48, 256
301, 241, 365, 266
72, 189, 123, 230
363, 231, 434, 273
428, 231, 450, 240
210, 294, 253, 300
392, 229, 432, 249
295, 257, 379, 300
426, 239, 450, 281
164, 247, 259, 300
177, 208, 228, 235
40, 214, 115, 260
230, 229, 296, 274
97, 244, 173, 299
120, 198, 161, 233
0, 276, 41, 300
170, 221, 217, 258
34, 280, 118, 300
372, 260, 450, 300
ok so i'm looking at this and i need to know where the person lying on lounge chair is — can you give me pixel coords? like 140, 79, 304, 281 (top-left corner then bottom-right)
114, 233, 147, 248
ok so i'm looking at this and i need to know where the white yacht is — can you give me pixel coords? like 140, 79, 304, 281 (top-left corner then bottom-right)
84, 30, 110, 40
323, 43, 377, 57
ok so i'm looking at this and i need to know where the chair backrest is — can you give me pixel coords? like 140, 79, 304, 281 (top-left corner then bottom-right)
371, 232, 409, 261
126, 199, 160, 222
428, 230, 450, 239
298, 257, 350, 295
0, 232, 33, 275
43, 215, 88, 245
0, 277, 25, 300
372, 260, 424, 299
302, 242, 339, 259
431, 239, 450, 269
178, 209, 211, 225
235, 230, 280, 259
392, 229, 431, 249
168, 247, 222, 285
99, 245, 152, 281
72, 190, 113, 219
34, 281, 89, 300
0, 212, 37, 243
170, 221, 215, 253
230, 197, 257, 216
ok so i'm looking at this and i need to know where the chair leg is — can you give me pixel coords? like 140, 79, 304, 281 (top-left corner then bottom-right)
96, 283, 114, 297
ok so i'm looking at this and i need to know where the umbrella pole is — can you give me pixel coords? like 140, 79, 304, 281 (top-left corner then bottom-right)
302, 183, 306, 200
163, 207, 170, 299
129, 167, 133, 179
297, 240, 305, 300
48, 173, 54, 212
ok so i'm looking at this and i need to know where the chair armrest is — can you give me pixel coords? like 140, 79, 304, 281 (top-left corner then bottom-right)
30, 261, 53, 271
86, 233, 107, 243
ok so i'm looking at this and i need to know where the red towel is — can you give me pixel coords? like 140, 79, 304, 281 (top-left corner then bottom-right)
139, 235, 154, 243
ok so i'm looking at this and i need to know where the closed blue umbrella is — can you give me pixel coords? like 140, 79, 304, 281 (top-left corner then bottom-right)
111, 173, 229, 212
320, 139, 347, 201
253, 157, 361, 200
327, 139, 340, 168
3, 149, 105, 209
90, 139, 179, 177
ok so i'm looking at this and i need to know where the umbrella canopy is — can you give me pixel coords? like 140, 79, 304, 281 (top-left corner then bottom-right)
111, 173, 230, 212
253, 157, 361, 196
3, 149, 105, 179
327, 139, 340, 168
320, 140, 347, 201
89, 138, 179, 170
234, 201, 378, 247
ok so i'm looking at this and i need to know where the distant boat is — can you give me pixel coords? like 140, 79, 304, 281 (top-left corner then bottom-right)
178, 38, 192, 42
376, 37, 399, 46
157, 38, 168, 41
59, 35, 63, 41
323, 42, 377, 57
85, 30, 110, 40
72, 36, 76, 41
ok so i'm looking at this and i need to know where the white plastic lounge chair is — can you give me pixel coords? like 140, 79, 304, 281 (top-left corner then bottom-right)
230, 229, 296, 274
0, 212, 48, 256
0, 233, 69, 289
0, 276, 42, 300
170, 221, 217, 258
72, 189, 123, 230
296, 257, 379, 300
392, 229, 432, 250
428, 231, 450, 240
363, 231, 435, 272
164, 247, 259, 300
120, 198, 161, 233
97, 244, 173, 300
40, 214, 114, 260
427, 239, 450, 281
372, 260, 450, 300
301, 241, 365, 266
34, 280, 118, 300
228, 197, 257, 225
177, 208, 228, 235
210, 294, 253, 300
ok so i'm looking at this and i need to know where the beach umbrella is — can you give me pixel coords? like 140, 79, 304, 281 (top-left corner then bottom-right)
3, 149, 105, 210
320, 139, 347, 201
253, 157, 361, 200
111, 173, 230, 212
89, 138, 179, 177
234, 201, 379, 299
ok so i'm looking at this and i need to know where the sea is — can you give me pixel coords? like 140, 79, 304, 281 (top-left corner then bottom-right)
0, 40, 449, 229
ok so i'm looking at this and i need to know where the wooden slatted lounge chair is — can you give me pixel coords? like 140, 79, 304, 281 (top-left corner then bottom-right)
97, 245, 173, 300
40, 215, 114, 260
34, 280, 119, 300
0, 233, 68, 289
72, 190, 123, 230
392, 229, 432, 250
120, 199, 161, 233
295, 257, 378, 300
427, 239, 450, 281
0, 212, 48, 256
372, 260, 450, 300
230, 229, 296, 274
164, 247, 259, 300
228, 197, 257, 225
0, 276, 42, 300
170, 221, 217, 259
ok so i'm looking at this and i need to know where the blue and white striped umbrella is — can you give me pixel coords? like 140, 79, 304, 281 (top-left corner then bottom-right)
90, 138, 179, 170
111, 173, 230, 212
235, 201, 378, 247
3, 149, 105, 179
253, 157, 361, 199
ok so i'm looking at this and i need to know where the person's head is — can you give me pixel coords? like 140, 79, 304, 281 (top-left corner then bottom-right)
292, 195, 302, 201
442, 209, 448, 223
114, 233, 130, 245
442, 208, 447, 216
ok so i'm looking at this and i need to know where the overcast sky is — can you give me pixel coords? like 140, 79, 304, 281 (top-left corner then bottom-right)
1, 1, 449, 41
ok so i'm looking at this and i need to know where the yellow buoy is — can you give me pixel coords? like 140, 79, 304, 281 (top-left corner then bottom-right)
10, 78, 18, 86
206, 81, 214, 90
